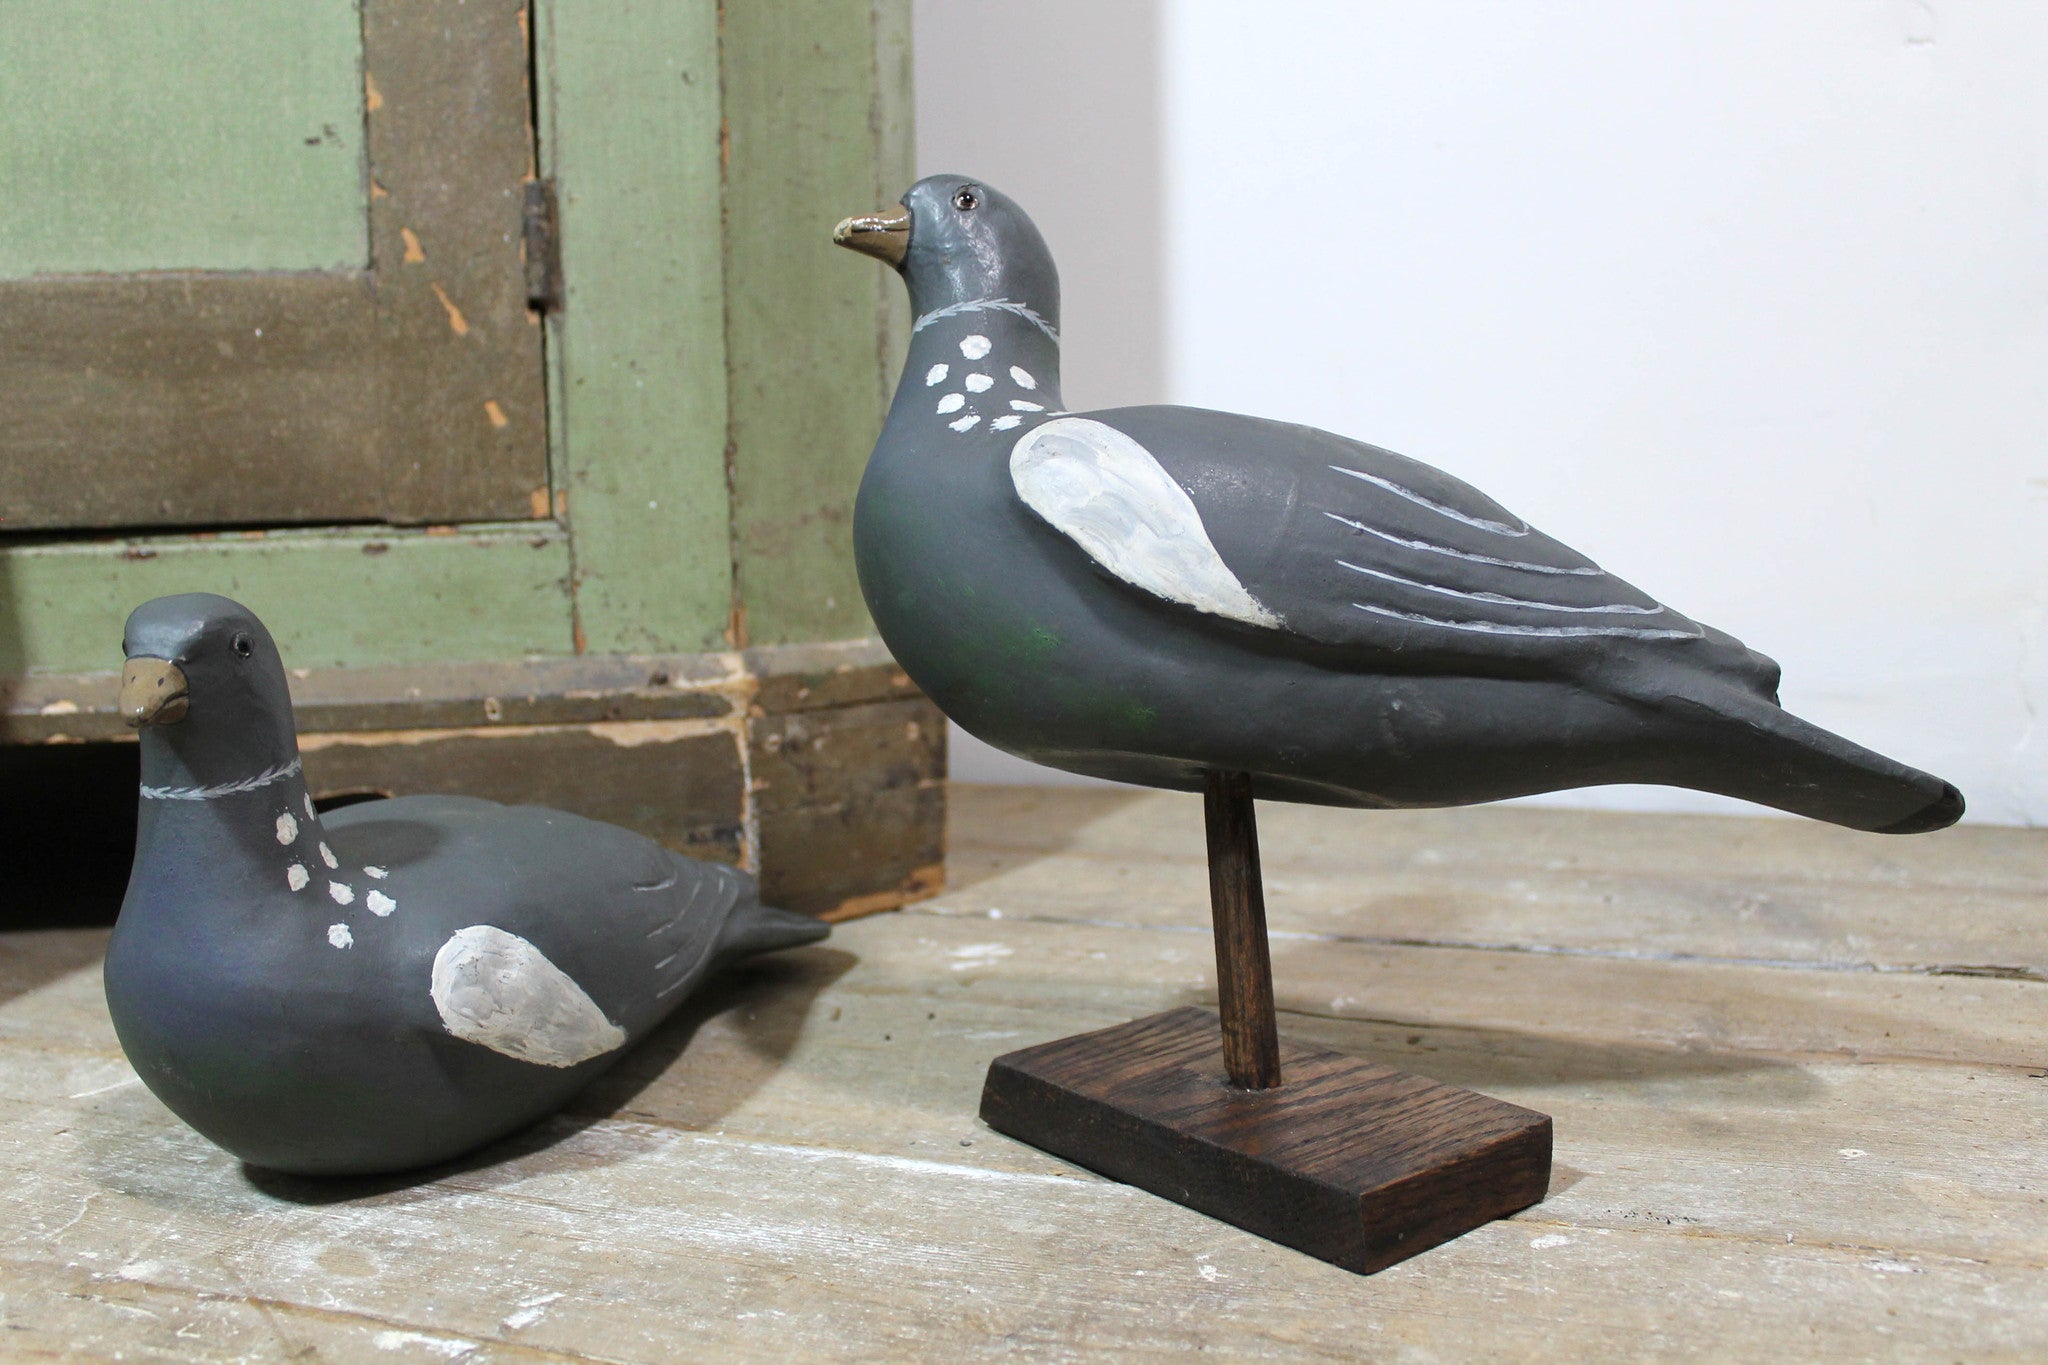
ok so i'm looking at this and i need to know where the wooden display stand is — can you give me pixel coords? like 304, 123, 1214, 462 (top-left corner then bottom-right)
980, 772, 1552, 1275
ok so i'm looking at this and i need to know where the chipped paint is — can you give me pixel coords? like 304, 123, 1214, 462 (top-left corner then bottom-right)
299, 717, 743, 752
484, 400, 510, 428
364, 72, 384, 112
400, 227, 426, 264
821, 863, 945, 922
429, 283, 471, 336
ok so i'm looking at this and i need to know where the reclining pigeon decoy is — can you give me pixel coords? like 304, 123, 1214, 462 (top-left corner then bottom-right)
834, 175, 1961, 834
106, 593, 826, 1176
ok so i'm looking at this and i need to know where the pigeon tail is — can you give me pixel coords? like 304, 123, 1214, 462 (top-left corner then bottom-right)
716, 900, 830, 960
1645, 679, 1963, 834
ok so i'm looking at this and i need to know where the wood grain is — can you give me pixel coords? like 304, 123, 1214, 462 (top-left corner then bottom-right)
983, 1005, 1551, 1274
1203, 770, 1281, 1088
938, 785, 2048, 975
1, 789, 2041, 1358
537, 0, 735, 654
0, 0, 546, 532
2, 645, 943, 924
719, 0, 910, 647
0, 523, 574, 677
0, 0, 367, 276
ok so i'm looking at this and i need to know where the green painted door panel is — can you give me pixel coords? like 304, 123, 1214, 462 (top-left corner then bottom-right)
0, 0, 548, 533
720, 0, 912, 647
0, 525, 574, 674
0, 0, 368, 278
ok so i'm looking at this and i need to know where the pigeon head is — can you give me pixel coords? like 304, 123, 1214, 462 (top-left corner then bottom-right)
122, 594, 299, 785
834, 174, 1059, 328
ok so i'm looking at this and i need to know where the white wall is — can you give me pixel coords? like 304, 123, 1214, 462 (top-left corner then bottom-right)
916, 1, 2048, 826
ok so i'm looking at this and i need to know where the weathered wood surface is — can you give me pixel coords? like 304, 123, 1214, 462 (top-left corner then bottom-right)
0, 524, 574, 679
0, 0, 367, 276
1, 642, 943, 922
537, 0, 735, 655
0, 0, 547, 533
721, 0, 912, 647
0, 786, 2042, 1359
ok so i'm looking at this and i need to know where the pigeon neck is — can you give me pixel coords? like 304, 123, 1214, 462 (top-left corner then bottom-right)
130, 707, 330, 888
897, 303, 1065, 424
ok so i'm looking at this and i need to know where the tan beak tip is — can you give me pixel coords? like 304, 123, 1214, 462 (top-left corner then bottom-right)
831, 207, 911, 266
120, 658, 190, 728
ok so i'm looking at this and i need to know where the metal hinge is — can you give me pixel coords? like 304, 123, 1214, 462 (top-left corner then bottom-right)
523, 179, 564, 314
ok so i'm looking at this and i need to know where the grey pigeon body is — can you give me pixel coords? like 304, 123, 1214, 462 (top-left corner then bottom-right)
106, 594, 825, 1176
838, 176, 1962, 834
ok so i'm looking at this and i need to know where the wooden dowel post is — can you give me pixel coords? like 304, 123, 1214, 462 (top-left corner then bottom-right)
1203, 770, 1282, 1090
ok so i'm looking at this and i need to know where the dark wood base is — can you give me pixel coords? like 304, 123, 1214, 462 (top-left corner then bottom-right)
980, 1006, 1552, 1275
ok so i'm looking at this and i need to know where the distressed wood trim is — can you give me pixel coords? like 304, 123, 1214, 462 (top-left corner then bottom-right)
537, 1, 734, 655
3, 637, 914, 743
0, 523, 574, 677
364, 0, 548, 524
0, 0, 545, 532
718, 0, 913, 647
3, 638, 943, 920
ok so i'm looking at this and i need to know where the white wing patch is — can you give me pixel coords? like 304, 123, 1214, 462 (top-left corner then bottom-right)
430, 925, 626, 1069
1010, 417, 1280, 628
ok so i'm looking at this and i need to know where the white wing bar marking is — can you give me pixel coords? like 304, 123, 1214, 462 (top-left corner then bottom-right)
1351, 601, 1700, 640
1330, 465, 1529, 536
1336, 560, 1666, 615
1012, 417, 1281, 629
1321, 512, 1601, 576
430, 926, 626, 1068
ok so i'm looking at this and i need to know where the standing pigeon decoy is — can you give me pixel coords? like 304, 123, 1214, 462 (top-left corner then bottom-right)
105, 593, 827, 1176
833, 176, 1962, 833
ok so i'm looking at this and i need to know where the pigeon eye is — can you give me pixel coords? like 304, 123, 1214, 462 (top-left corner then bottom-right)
231, 632, 253, 659
952, 187, 981, 212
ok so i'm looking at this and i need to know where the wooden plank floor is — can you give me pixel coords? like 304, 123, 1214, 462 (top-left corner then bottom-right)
3, 785, 2044, 1361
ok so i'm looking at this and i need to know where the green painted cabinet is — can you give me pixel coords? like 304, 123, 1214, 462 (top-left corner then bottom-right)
0, 1, 941, 919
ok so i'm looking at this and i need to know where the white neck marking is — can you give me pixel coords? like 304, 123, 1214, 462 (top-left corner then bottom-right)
140, 756, 303, 802
913, 296, 1060, 344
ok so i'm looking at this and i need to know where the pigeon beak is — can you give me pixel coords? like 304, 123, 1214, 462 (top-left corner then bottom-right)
121, 658, 190, 728
832, 207, 911, 266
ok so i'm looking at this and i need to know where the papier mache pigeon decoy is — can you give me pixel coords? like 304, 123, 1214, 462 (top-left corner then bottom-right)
105, 593, 827, 1176
833, 176, 1961, 833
